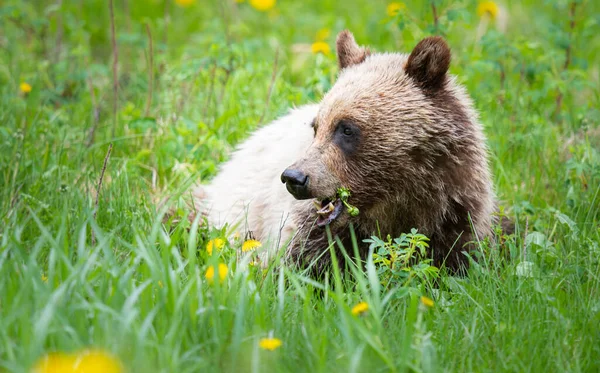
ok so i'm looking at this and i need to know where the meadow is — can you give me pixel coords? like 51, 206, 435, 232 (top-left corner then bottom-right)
1, 0, 599, 372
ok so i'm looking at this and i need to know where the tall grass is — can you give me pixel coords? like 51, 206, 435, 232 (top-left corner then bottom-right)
1, 0, 599, 372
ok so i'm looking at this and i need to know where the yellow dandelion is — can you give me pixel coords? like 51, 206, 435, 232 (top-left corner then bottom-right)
205, 263, 228, 284
205, 266, 215, 282
477, 1, 499, 19
32, 350, 123, 373
32, 352, 76, 373
242, 239, 262, 252
420, 295, 434, 308
315, 28, 331, 42
175, 0, 195, 7
206, 238, 225, 255
311, 41, 331, 56
351, 301, 369, 316
74, 350, 123, 373
41, 274, 48, 283
20, 82, 32, 94
249, 0, 276, 12
386, 2, 405, 17
259, 337, 282, 351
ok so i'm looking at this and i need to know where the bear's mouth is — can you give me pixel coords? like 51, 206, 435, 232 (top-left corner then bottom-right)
314, 198, 344, 227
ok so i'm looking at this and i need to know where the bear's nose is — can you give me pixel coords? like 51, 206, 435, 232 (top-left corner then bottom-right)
281, 168, 311, 200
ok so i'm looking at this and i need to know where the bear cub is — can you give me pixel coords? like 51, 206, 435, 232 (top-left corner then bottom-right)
192, 30, 506, 274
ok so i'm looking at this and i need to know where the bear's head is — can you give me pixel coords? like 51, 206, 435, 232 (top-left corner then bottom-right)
281, 30, 489, 235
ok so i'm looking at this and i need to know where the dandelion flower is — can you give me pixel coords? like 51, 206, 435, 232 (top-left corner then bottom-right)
20, 82, 32, 94
206, 238, 225, 255
420, 296, 434, 308
475, 0, 507, 36
351, 301, 369, 316
311, 41, 331, 56
477, 1, 499, 20
242, 239, 262, 252
249, 0, 276, 12
75, 350, 123, 373
175, 0, 195, 7
205, 263, 228, 284
386, 2, 405, 17
32, 350, 123, 373
259, 337, 282, 351
315, 28, 331, 41
32, 352, 76, 373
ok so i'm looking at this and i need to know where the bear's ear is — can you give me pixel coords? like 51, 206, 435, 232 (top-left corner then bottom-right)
336, 30, 370, 69
405, 36, 451, 91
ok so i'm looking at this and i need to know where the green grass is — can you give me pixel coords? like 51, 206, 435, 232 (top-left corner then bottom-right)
1, 0, 600, 372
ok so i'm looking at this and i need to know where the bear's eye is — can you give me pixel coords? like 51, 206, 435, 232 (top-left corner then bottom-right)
333, 120, 360, 156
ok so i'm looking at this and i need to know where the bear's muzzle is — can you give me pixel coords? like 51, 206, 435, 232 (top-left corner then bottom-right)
281, 168, 312, 200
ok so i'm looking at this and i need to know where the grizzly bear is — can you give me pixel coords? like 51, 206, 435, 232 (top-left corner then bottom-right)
192, 30, 503, 273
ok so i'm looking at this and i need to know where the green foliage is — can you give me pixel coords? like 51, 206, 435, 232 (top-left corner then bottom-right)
368, 229, 439, 290
337, 186, 359, 216
0, 0, 599, 372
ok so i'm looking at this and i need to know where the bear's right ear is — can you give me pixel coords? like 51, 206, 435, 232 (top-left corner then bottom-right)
405, 36, 451, 92
336, 30, 370, 69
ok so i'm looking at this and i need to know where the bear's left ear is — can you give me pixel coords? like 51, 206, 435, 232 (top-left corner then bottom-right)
336, 30, 370, 69
405, 36, 451, 91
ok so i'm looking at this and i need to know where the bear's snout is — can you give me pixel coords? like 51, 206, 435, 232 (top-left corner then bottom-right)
281, 168, 311, 200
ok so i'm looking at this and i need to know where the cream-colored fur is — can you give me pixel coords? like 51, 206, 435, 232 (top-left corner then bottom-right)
192, 105, 317, 260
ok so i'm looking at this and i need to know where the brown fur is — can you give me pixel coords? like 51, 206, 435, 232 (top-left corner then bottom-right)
336, 30, 370, 69
285, 31, 501, 274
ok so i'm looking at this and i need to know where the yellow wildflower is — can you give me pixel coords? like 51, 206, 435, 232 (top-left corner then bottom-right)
311, 41, 331, 56
420, 296, 434, 308
315, 28, 331, 42
351, 301, 369, 316
477, 1, 499, 19
206, 238, 225, 255
242, 239, 262, 252
386, 2, 405, 17
32, 352, 75, 373
20, 82, 32, 94
175, 0, 195, 7
32, 350, 123, 373
41, 274, 48, 283
75, 350, 123, 373
259, 337, 282, 351
205, 263, 228, 284
249, 0, 276, 12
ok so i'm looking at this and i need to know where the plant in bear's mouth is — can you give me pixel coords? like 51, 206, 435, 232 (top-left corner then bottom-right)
336, 187, 359, 217
313, 187, 359, 227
